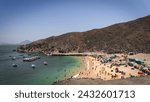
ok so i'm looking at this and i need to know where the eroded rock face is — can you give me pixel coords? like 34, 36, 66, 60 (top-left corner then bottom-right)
17, 15, 150, 54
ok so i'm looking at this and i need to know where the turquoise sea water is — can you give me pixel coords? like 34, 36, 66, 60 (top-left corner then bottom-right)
0, 45, 81, 85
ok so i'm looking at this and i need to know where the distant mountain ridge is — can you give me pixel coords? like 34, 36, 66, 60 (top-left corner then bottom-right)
17, 15, 150, 54
19, 40, 31, 45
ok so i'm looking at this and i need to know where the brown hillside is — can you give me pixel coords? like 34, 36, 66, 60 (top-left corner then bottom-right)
17, 15, 150, 54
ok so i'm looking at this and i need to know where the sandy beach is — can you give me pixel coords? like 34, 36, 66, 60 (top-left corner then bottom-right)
72, 53, 150, 81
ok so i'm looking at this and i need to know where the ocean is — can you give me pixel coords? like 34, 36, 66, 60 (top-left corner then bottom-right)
0, 45, 81, 85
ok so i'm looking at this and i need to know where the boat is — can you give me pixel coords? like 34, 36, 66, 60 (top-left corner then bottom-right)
12, 49, 16, 52
23, 56, 40, 62
12, 57, 16, 60
12, 63, 17, 67
43, 61, 48, 65
31, 64, 35, 68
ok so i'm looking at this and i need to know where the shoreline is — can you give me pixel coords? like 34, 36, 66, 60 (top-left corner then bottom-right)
14, 48, 150, 84
54, 56, 86, 82
55, 53, 150, 84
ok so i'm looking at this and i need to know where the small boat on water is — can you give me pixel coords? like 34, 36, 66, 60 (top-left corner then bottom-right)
12, 57, 16, 60
12, 63, 17, 67
12, 49, 16, 52
43, 61, 48, 65
23, 56, 40, 62
31, 64, 36, 68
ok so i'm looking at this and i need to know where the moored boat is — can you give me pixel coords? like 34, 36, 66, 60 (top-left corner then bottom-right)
12, 57, 16, 60
44, 61, 48, 65
31, 64, 35, 68
12, 63, 17, 67
23, 56, 40, 62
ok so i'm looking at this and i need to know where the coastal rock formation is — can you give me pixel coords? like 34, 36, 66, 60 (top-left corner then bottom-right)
17, 15, 150, 54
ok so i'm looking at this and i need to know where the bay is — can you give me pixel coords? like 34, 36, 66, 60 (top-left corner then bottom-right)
0, 45, 80, 85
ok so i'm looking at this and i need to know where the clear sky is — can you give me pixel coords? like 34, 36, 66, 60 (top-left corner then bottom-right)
0, 0, 150, 44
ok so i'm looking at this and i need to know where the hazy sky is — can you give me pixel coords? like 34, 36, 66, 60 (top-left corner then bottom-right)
0, 0, 150, 44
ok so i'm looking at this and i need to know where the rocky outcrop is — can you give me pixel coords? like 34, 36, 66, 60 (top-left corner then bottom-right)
17, 15, 150, 54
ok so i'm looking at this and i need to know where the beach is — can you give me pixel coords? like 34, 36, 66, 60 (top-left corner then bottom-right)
71, 53, 150, 81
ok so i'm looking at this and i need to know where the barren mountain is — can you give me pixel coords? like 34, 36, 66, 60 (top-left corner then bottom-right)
17, 15, 150, 54
19, 40, 31, 45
